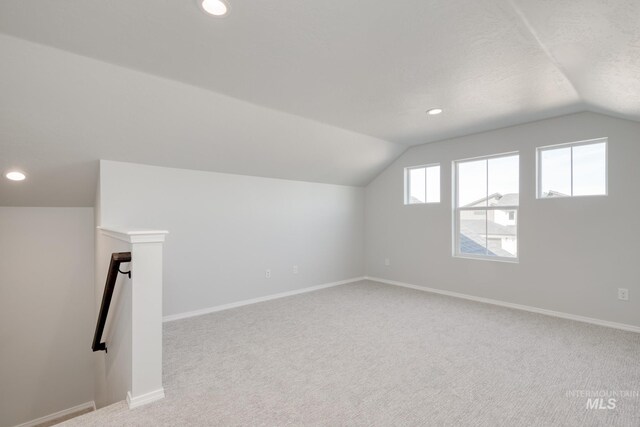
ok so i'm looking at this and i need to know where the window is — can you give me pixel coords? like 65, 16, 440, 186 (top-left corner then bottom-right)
537, 138, 607, 198
404, 164, 440, 204
454, 152, 519, 261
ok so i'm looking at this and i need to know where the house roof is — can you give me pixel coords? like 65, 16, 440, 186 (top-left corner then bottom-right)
459, 234, 495, 256
463, 193, 519, 208
543, 190, 570, 198
491, 194, 519, 207
459, 225, 514, 258
460, 220, 516, 237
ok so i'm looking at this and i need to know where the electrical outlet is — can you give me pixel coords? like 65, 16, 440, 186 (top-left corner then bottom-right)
384, 258, 390, 266
618, 288, 629, 301
265, 269, 271, 279
293, 265, 298, 274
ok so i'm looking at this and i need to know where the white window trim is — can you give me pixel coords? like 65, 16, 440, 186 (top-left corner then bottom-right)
536, 137, 608, 199
404, 163, 440, 205
452, 151, 520, 263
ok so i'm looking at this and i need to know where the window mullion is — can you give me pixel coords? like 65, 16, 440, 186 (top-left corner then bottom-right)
485, 159, 489, 256
408, 169, 412, 203
454, 153, 519, 261
570, 146, 574, 196
424, 167, 428, 202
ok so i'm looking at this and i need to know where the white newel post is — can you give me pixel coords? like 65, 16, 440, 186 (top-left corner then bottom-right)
98, 227, 169, 409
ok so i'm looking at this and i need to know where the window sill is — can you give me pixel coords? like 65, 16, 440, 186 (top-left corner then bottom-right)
536, 193, 607, 200
453, 254, 519, 264
404, 202, 441, 206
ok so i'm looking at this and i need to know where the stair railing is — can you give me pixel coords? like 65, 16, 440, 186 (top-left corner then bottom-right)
92, 252, 132, 352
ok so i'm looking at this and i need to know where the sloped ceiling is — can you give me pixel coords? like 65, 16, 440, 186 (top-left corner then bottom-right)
510, 0, 640, 121
0, 35, 403, 206
1, 0, 638, 206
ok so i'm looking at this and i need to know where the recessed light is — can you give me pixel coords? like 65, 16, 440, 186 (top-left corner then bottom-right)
201, 0, 228, 16
5, 171, 26, 181
427, 108, 443, 115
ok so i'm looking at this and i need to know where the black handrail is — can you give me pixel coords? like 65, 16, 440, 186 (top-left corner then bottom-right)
92, 252, 132, 352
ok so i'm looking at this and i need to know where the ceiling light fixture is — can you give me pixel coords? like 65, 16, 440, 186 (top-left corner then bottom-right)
5, 171, 26, 181
201, 0, 228, 16
427, 108, 443, 115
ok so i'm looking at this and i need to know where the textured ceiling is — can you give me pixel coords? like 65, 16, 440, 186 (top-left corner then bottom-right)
0, 0, 638, 205
510, 0, 640, 121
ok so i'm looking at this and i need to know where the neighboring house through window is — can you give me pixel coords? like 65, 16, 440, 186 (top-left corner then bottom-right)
406, 139, 606, 262
454, 152, 519, 261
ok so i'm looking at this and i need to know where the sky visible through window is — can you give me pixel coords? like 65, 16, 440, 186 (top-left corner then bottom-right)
407, 165, 440, 204
458, 155, 519, 207
408, 167, 425, 203
426, 165, 440, 203
540, 142, 606, 197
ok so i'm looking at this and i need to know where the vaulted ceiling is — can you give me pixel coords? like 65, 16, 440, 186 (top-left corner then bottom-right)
1, 0, 638, 205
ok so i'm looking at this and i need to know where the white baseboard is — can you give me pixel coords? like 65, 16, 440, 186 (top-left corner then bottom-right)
163, 276, 366, 322
365, 276, 640, 333
126, 388, 165, 409
13, 401, 96, 427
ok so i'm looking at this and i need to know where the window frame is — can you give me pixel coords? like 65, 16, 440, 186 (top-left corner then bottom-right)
536, 137, 608, 199
452, 151, 520, 263
404, 163, 441, 205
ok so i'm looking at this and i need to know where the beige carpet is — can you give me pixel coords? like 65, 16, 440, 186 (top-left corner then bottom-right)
34, 407, 93, 427
63, 280, 640, 426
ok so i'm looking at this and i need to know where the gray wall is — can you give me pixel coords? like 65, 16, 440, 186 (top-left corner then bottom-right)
365, 112, 640, 327
0, 208, 95, 427
98, 161, 365, 317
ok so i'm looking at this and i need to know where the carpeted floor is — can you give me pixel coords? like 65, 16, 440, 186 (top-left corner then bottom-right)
34, 407, 94, 427
63, 280, 640, 426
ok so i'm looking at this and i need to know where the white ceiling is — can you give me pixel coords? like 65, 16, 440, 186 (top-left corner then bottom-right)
1, 0, 638, 205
